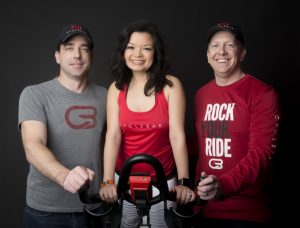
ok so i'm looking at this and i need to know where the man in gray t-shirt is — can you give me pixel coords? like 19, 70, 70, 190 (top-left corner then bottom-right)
18, 24, 107, 228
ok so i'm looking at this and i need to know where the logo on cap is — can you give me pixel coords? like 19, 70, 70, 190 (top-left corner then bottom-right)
57, 24, 94, 50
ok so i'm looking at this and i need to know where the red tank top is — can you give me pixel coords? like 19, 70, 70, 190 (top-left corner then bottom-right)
116, 87, 175, 178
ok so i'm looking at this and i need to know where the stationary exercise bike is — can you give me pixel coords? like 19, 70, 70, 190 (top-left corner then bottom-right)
79, 154, 205, 228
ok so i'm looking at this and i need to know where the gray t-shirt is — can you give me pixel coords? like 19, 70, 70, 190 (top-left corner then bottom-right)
18, 78, 107, 212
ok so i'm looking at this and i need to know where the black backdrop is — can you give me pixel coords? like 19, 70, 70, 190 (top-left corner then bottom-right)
0, 0, 298, 227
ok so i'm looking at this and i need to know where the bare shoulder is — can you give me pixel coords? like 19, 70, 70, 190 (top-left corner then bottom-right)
165, 75, 183, 92
108, 81, 120, 95
106, 82, 120, 104
166, 75, 182, 86
164, 75, 185, 101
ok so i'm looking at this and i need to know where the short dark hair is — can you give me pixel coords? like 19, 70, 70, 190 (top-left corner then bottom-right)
207, 22, 244, 47
112, 20, 172, 96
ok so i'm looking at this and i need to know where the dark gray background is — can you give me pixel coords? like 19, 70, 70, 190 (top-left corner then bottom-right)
0, 0, 298, 227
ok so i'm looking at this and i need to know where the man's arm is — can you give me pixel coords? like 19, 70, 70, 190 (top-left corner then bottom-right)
21, 120, 94, 193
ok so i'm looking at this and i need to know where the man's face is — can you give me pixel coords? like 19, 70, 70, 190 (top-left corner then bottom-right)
55, 35, 92, 80
207, 31, 245, 80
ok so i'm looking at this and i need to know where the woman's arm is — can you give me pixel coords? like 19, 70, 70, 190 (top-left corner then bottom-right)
165, 75, 189, 179
100, 82, 122, 202
103, 82, 122, 181
166, 75, 195, 204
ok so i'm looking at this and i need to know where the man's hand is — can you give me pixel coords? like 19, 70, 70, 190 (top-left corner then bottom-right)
62, 166, 95, 193
197, 171, 222, 200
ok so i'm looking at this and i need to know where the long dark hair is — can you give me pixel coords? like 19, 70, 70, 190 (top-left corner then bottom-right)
112, 20, 172, 96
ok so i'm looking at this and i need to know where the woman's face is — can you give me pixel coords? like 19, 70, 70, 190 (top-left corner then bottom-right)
124, 32, 154, 74
207, 31, 245, 79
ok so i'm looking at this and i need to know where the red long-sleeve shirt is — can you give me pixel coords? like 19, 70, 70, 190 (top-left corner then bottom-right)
194, 75, 280, 223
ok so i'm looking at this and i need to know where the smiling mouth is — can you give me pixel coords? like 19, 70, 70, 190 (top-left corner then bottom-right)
70, 62, 84, 66
217, 59, 229, 63
131, 60, 145, 64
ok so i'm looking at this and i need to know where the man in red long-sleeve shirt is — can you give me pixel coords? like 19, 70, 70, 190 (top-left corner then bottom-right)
194, 22, 280, 227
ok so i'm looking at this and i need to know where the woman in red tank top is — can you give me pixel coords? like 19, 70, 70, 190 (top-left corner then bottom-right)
99, 20, 195, 227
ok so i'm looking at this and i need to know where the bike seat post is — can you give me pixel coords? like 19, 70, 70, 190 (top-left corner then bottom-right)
136, 199, 151, 227
139, 214, 151, 228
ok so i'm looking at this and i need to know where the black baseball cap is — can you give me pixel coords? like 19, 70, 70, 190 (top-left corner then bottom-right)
207, 22, 244, 46
57, 24, 94, 50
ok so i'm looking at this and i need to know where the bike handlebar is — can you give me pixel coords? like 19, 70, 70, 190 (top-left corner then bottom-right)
79, 186, 102, 204
117, 154, 171, 205
79, 154, 206, 219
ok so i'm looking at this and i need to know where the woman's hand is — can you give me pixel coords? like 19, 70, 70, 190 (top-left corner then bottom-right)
99, 184, 118, 203
171, 185, 196, 204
